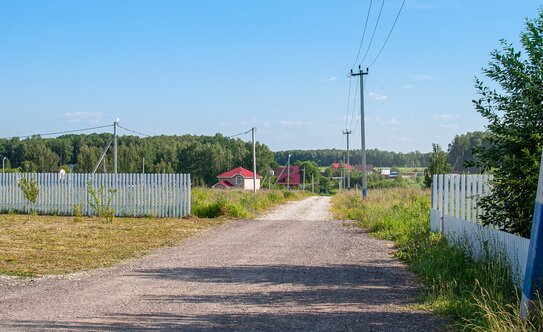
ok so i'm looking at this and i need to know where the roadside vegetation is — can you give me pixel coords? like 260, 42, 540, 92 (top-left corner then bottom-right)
0, 188, 308, 276
331, 188, 543, 331
192, 188, 310, 219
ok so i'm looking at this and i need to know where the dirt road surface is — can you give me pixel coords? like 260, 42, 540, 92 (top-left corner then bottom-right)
0, 196, 442, 331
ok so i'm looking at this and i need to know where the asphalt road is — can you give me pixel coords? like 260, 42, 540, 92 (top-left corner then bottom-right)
0, 196, 443, 331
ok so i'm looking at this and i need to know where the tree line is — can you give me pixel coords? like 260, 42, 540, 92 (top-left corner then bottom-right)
274, 149, 431, 168
0, 134, 276, 187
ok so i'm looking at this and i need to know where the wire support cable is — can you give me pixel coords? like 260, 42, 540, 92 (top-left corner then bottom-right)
0, 124, 114, 140
368, 0, 406, 68
227, 129, 252, 139
117, 125, 152, 137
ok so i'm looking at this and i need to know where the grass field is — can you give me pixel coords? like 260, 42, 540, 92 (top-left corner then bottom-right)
0, 214, 223, 276
0, 188, 309, 277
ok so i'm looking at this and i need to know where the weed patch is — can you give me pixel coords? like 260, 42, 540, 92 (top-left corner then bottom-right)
191, 189, 309, 219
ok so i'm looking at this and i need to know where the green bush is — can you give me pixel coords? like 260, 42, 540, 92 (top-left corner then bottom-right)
191, 188, 309, 219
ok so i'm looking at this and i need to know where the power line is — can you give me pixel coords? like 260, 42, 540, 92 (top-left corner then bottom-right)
368, 0, 406, 68
0, 124, 113, 140
227, 129, 252, 139
351, 0, 373, 70
345, 76, 353, 129
348, 76, 360, 131
359, 0, 385, 66
117, 124, 152, 137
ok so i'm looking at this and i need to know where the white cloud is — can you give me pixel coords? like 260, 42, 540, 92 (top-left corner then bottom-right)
440, 123, 459, 130
317, 76, 338, 83
64, 111, 105, 124
277, 120, 315, 128
368, 92, 389, 101
433, 113, 460, 120
389, 135, 413, 143
376, 117, 398, 126
413, 74, 437, 81
401, 84, 413, 89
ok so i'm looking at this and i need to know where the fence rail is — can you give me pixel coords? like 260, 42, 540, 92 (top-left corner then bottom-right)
0, 173, 191, 218
431, 174, 529, 286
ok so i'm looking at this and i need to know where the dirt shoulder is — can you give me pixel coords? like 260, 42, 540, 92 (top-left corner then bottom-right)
0, 196, 442, 331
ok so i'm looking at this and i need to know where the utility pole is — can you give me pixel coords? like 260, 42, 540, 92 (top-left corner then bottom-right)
142, 157, 145, 175
302, 167, 306, 191
343, 129, 351, 190
350, 66, 369, 198
252, 127, 257, 193
113, 119, 119, 175
311, 173, 314, 193
287, 154, 291, 190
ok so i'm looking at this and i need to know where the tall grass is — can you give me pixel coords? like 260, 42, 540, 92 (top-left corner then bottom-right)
332, 188, 543, 331
191, 188, 309, 219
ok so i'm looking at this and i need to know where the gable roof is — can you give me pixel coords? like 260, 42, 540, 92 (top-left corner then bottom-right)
274, 166, 301, 186
331, 162, 352, 170
217, 166, 262, 179
212, 180, 235, 188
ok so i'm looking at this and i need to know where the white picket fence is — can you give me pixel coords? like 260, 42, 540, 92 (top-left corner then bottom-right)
431, 174, 530, 286
0, 173, 191, 218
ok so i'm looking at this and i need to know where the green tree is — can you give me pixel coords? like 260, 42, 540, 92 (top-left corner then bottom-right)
447, 131, 487, 173
471, 10, 543, 237
424, 143, 452, 188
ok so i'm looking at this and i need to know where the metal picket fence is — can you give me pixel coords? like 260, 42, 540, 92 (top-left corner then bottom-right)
0, 173, 191, 217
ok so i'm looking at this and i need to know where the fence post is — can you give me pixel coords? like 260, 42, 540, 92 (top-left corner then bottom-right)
432, 174, 437, 209
522, 150, 543, 318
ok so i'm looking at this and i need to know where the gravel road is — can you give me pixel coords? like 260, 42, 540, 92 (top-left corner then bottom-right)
0, 196, 443, 331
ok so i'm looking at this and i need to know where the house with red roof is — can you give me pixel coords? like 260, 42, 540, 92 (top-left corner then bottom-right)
274, 165, 301, 188
212, 167, 262, 190
330, 162, 353, 173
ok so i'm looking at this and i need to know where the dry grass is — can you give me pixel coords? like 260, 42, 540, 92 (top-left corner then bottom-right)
0, 214, 223, 276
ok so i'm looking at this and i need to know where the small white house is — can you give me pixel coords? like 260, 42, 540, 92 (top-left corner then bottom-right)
380, 167, 391, 177
212, 167, 262, 190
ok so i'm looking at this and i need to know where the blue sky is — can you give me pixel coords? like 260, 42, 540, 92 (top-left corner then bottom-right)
1, 1, 541, 153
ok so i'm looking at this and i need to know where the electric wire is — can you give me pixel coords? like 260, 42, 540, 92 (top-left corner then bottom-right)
117, 125, 152, 137
359, 0, 385, 66
351, 0, 373, 70
345, 76, 353, 130
348, 76, 360, 131
0, 124, 114, 140
227, 128, 252, 139
368, 0, 406, 68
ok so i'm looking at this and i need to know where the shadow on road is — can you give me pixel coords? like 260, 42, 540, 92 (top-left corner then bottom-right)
1, 264, 443, 331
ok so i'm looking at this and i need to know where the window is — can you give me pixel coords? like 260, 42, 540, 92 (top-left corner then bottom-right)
236, 176, 243, 185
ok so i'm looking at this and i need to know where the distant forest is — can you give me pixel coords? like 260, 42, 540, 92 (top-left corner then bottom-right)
275, 149, 431, 168
0, 131, 487, 185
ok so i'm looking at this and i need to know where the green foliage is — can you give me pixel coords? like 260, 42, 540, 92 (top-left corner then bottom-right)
424, 143, 452, 188
87, 182, 117, 222
332, 189, 540, 331
471, 10, 543, 237
191, 188, 308, 219
18, 177, 39, 205
447, 131, 488, 173
0, 133, 276, 187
